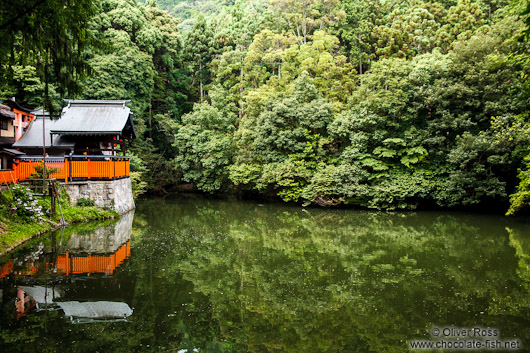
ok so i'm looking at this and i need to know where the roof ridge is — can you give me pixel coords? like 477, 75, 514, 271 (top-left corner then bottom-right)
64, 99, 131, 105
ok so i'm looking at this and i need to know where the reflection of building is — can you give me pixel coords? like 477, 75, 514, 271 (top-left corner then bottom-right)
57, 301, 133, 321
0, 211, 134, 280
15, 286, 133, 322
55, 211, 134, 276
0, 261, 13, 280
15, 287, 35, 319
15, 285, 61, 319
55, 241, 130, 276
1, 212, 135, 322
0, 241, 131, 280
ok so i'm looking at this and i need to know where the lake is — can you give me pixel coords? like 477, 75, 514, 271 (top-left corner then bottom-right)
1, 197, 529, 352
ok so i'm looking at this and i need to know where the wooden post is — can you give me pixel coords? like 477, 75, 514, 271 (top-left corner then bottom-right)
66, 252, 70, 276
69, 156, 72, 182
49, 181, 56, 219
64, 157, 68, 183
13, 162, 18, 182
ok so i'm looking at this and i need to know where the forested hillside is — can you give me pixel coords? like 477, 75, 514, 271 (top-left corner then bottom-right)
2, 0, 530, 213
138, 0, 260, 32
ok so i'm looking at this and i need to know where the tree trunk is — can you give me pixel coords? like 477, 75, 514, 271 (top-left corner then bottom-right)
199, 62, 203, 103
42, 54, 48, 192
295, 16, 303, 46
148, 96, 152, 139
358, 35, 363, 85
239, 56, 244, 119
302, 7, 307, 44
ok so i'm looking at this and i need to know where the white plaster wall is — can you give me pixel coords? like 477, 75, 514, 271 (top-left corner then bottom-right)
0, 120, 14, 137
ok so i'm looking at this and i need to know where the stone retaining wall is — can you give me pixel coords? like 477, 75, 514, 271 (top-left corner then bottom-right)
62, 178, 135, 214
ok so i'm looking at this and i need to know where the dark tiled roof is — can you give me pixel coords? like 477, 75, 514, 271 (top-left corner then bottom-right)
13, 116, 75, 149
13, 100, 137, 149
3, 99, 33, 114
52, 100, 136, 138
0, 103, 15, 119
0, 148, 25, 155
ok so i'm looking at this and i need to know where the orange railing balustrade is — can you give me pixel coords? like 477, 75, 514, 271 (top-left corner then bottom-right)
0, 169, 18, 185
18, 157, 69, 181
8, 156, 131, 184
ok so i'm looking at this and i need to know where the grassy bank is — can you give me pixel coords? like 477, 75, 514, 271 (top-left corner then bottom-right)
0, 184, 118, 254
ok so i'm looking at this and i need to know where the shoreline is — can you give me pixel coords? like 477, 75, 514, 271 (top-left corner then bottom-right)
0, 223, 61, 257
0, 207, 118, 256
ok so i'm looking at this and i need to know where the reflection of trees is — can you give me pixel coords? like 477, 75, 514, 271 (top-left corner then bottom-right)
505, 227, 530, 324
2, 200, 529, 352
132, 199, 530, 352
60, 211, 134, 254
507, 226, 530, 288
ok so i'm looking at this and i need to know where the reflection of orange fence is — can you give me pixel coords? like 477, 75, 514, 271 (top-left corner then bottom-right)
0, 261, 43, 279
1, 156, 130, 185
0, 240, 131, 280
56, 241, 131, 276
0, 261, 13, 279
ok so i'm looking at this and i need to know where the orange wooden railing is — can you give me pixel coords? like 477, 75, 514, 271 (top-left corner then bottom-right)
6, 156, 131, 184
0, 170, 18, 185
18, 159, 69, 181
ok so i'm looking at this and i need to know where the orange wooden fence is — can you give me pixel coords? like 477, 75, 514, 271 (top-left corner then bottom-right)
0, 157, 130, 185
0, 170, 18, 185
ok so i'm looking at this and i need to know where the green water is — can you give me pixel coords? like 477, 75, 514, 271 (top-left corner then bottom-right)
1, 197, 530, 352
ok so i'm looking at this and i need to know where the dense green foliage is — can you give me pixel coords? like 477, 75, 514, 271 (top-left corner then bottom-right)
2, 0, 530, 213
0, 0, 98, 113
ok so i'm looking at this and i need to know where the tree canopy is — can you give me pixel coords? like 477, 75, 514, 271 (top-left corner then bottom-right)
3, 0, 530, 214
0, 0, 98, 112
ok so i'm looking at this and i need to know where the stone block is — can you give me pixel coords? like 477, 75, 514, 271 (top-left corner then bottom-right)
60, 178, 135, 214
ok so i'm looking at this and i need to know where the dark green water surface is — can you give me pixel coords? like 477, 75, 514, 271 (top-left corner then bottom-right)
1, 197, 530, 352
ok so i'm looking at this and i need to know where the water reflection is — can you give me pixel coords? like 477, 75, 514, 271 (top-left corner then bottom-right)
60, 211, 133, 254
1, 198, 530, 352
0, 211, 133, 280
0, 211, 134, 326
129, 199, 530, 352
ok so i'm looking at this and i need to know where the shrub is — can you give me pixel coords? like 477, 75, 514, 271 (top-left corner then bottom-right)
76, 198, 95, 207
8, 184, 44, 222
